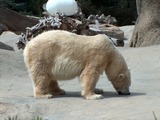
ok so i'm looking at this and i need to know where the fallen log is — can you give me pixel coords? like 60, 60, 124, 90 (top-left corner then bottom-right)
0, 5, 39, 34
0, 23, 8, 35
89, 24, 124, 40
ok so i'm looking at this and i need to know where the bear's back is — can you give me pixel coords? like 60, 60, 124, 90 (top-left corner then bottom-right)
28, 30, 113, 48
24, 30, 116, 66
24, 30, 118, 80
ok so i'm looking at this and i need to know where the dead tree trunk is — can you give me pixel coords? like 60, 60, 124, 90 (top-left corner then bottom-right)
0, 5, 38, 34
130, 0, 160, 47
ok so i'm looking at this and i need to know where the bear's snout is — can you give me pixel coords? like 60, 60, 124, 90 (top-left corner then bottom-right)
118, 91, 130, 95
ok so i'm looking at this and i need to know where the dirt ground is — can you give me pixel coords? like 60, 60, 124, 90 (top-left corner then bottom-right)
0, 26, 160, 120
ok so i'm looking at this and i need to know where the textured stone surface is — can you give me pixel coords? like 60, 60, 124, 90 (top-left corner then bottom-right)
0, 28, 160, 120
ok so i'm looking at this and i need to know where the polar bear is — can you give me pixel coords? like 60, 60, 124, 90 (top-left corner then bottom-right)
24, 30, 131, 100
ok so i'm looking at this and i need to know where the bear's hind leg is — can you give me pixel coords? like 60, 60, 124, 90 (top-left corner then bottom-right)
33, 74, 54, 99
34, 85, 54, 99
95, 88, 104, 94
29, 65, 56, 99
32, 73, 65, 98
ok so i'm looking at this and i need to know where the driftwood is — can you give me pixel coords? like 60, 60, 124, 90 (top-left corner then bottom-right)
0, 4, 124, 49
16, 10, 124, 49
0, 5, 39, 34
89, 24, 124, 39
87, 14, 117, 25
16, 12, 89, 49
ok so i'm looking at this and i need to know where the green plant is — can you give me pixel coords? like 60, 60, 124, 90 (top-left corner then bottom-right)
4, 115, 18, 120
4, 115, 43, 120
33, 116, 43, 120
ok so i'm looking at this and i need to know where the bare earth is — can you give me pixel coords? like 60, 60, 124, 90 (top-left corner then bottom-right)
0, 26, 160, 120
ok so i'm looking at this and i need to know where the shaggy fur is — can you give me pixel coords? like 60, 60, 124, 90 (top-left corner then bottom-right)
24, 30, 131, 100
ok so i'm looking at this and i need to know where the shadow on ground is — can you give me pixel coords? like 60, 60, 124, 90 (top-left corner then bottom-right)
0, 41, 14, 51
50, 91, 146, 99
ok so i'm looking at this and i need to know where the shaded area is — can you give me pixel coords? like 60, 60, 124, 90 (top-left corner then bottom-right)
0, 41, 14, 51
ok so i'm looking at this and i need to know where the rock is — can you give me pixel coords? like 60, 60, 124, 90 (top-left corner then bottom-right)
89, 24, 124, 40
0, 5, 38, 34
1, 27, 160, 120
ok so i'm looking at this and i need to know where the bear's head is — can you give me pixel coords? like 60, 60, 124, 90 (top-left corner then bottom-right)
111, 69, 131, 95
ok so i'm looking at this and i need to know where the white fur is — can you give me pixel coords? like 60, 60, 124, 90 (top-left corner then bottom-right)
23, 30, 131, 100
52, 56, 83, 80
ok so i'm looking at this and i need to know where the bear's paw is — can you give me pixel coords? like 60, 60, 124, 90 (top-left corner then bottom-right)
85, 94, 103, 100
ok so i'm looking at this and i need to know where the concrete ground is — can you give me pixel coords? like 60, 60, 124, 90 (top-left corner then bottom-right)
0, 27, 160, 120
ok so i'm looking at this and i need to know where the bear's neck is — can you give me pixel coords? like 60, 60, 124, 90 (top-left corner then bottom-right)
105, 51, 128, 81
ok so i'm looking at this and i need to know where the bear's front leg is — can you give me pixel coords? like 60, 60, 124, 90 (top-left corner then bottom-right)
80, 68, 103, 100
48, 80, 66, 95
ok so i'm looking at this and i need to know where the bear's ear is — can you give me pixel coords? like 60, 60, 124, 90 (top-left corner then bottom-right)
117, 74, 124, 81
